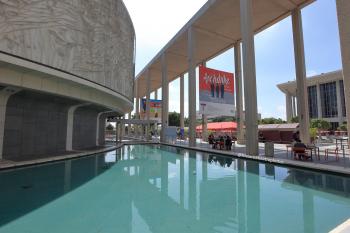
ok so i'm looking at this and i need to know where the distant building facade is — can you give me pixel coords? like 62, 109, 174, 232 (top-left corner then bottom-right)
278, 70, 346, 130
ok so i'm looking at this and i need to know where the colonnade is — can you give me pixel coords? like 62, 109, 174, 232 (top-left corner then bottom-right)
133, 0, 350, 155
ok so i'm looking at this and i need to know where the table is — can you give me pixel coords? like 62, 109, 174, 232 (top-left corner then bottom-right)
306, 145, 320, 160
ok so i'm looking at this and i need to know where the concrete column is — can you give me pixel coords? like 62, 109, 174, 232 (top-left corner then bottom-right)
240, 0, 259, 155
293, 96, 297, 118
292, 8, 310, 143
128, 112, 132, 136
180, 74, 185, 129
286, 92, 293, 122
155, 89, 158, 100
146, 69, 151, 141
234, 42, 245, 143
121, 118, 125, 141
161, 53, 169, 142
316, 84, 322, 119
188, 27, 197, 147
0, 87, 20, 159
201, 62, 208, 142
96, 112, 109, 146
66, 103, 89, 151
336, 0, 350, 136
336, 80, 343, 123
202, 115, 208, 141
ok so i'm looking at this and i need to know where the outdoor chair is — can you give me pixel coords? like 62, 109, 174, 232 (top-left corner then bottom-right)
292, 147, 311, 161
325, 147, 340, 161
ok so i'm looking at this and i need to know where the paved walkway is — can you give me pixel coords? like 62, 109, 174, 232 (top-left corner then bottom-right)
168, 139, 350, 175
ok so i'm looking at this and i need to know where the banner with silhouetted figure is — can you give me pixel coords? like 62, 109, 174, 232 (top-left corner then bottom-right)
199, 66, 235, 116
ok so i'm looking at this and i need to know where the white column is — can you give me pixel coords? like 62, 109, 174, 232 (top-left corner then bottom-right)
128, 112, 132, 136
293, 96, 297, 118
336, 80, 343, 123
0, 87, 20, 159
286, 92, 293, 122
66, 103, 89, 151
161, 53, 169, 142
188, 27, 197, 147
180, 75, 185, 130
121, 117, 125, 141
201, 62, 208, 142
155, 89, 158, 100
336, 0, 350, 136
316, 84, 322, 119
292, 8, 310, 143
96, 112, 107, 146
240, 0, 259, 155
146, 69, 151, 141
234, 42, 245, 144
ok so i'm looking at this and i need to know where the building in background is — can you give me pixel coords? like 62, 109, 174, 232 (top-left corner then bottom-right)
0, 0, 135, 159
278, 70, 345, 130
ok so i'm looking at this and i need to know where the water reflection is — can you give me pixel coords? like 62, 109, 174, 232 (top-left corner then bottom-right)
0, 145, 349, 233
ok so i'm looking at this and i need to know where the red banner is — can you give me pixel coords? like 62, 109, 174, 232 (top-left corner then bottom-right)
199, 66, 234, 94
199, 66, 235, 116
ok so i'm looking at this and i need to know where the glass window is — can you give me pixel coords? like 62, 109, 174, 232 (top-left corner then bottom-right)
308, 85, 318, 118
320, 82, 338, 118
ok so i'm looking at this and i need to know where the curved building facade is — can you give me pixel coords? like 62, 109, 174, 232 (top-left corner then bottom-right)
0, 0, 135, 159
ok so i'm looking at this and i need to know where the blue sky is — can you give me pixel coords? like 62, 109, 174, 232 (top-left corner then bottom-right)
124, 0, 342, 119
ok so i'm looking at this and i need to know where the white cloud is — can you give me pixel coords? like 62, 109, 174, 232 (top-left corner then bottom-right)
307, 70, 318, 77
123, 0, 207, 73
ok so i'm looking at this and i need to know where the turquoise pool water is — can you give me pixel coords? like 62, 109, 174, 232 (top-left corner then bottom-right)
0, 144, 350, 233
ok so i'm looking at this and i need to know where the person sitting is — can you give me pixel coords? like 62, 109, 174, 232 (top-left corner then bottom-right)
225, 135, 232, 150
292, 142, 310, 160
259, 132, 266, 143
292, 131, 301, 143
219, 136, 225, 150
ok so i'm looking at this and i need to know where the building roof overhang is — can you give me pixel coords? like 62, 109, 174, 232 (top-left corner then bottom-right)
135, 0, 315, 98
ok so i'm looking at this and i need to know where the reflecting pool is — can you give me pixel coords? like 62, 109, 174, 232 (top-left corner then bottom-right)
0, 145, 349, 233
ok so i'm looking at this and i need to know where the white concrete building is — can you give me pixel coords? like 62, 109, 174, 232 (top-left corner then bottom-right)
278, 70, 346, 130
0, 0, 135, 159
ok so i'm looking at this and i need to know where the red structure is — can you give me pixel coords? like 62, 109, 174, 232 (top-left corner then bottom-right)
196, 122, 237, 137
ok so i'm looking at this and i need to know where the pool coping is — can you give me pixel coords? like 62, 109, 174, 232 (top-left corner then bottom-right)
161, 143, 350, 177
0, 146, 121, 171
0, 141, 159, 171
1, 141, 349, 177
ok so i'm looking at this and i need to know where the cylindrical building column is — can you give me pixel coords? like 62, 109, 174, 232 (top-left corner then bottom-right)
155, 89, 158, 100
292, 96, 297, 118
180, 75, 185, 130
286, 92, 293, 122
188, 27, 197, 147
146, 69, 151, 141
234, 42, 245, 144
240, 0, 259, 155
161, 53, 169, 142
201, 62, 208, 142
128, 112, 132, 136
336, 0, 350, 139
292, 8, 310, 143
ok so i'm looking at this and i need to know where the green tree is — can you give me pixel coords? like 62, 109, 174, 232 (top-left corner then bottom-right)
291, 116, 299, 123
310, 119, 331, 130
210, 116, 236, 122
338, 122, 347, 131
168, 112, 180, 127
259, 117, 285, 125
106, 123, 114, 131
